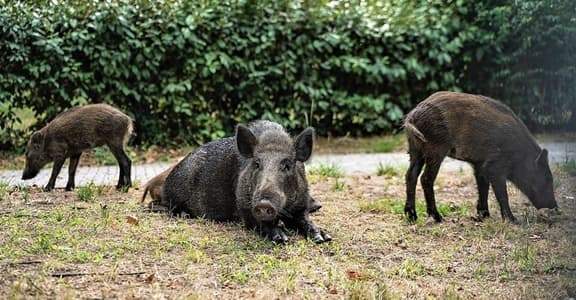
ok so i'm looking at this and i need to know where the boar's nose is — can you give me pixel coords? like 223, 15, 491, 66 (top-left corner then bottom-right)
252, 200, 277, 221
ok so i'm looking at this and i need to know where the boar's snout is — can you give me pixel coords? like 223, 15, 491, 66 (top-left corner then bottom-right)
535, 199, 558, 210
252, 200, 278, 221
21, 167, 39, 180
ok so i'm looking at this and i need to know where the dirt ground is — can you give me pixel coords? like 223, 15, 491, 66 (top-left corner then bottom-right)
0, 167, 574, 299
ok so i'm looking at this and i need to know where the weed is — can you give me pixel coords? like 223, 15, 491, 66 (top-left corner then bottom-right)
332, 178, 346, 191
76, 182, 99, 202
512, 244, 537, 272
308, 163, 343, 178
376, 163, 399, 177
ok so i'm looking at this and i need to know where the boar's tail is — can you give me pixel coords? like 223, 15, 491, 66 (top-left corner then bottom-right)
123, 119, 135, 146
140, 183, 150, 203
404, 121, 428, 143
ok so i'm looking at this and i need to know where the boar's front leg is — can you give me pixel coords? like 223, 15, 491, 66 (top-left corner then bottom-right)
44, 157, 65, 192
65, 153, 81, 191
283, 213, 332, 244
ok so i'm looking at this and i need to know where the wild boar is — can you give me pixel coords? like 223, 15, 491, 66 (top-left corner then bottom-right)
141, 165, 175, 203
22, 103, 133, 191
160, 120, 331, 244
404, 91, 557, 223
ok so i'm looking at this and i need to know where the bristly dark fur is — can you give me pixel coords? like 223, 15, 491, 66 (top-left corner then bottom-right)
404, 91, 557, 224
160, 120, 331, 244
22, 103, 133, 191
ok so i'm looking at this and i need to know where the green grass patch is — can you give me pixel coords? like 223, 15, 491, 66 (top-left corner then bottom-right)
512, 244, 537, 272
392, 259, 427, 279
359, 198, 469, 219
332, 178, 346, 192
76, 182, 102, 202
376, 163, 401, 177
560, 158, 576, 176
308, 163, 343, 179
369, 134, 405, 153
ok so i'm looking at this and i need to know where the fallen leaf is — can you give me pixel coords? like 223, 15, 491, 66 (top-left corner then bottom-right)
145, 273, 155, 284
346, 270, 364, 280
126, 215, 139, 225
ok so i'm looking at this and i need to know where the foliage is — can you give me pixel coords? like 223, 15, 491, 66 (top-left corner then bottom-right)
0, 0, 573, 151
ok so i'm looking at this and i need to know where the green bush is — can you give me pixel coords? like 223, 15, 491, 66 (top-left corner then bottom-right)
0, 0, 573, 151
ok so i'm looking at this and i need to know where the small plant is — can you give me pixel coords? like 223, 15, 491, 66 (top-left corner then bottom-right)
16, 185, 30, 203
332, 178, 346, 191
376, 163, 399, 177
76, 183, 99, 202
512, 244, 537, 272
308, 163, 343, 178
560, 158, 576, 176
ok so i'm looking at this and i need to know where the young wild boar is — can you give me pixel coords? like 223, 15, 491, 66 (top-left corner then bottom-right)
160, 120, 331, 244
141, 165, 175, 203
22, 104, 133, 191
404, 91, 557, 223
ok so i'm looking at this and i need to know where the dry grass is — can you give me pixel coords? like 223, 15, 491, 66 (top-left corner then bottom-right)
0, 169, 574, 299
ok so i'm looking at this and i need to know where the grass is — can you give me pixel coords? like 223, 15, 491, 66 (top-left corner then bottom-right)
308, 163, 343, 178
376, 163, 401, 177
560, 158, 576, 176
0, 168, 574, 298
76, 182, 103, 202
315, 134, 405, 154
359, 197, 469, 220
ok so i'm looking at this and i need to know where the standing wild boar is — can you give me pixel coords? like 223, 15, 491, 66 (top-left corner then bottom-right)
404, 91, 557, 223
160, 120, 331, 243
22, 104, 133, 191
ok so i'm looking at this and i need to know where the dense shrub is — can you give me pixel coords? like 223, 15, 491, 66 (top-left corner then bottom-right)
0, 0, 574, 151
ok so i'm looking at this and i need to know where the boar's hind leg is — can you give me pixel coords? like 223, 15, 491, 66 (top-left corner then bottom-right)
420, 157, 444, 222
405, 152, 424, 221
65, 153, 82, 191
44, 157, 65, 192
473, 165, 490, 220
109, 144, 132, 189
489, 175, 517, 224
284, 214, 332, 244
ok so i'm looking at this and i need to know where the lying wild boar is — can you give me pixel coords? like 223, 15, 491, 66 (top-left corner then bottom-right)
404, 91, 557, 223
22, 104, 133, 191
160, 120, 331, 243
141, 165, 175, 203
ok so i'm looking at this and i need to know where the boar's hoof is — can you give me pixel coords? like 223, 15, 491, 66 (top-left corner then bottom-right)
404, 207, 417, 222
504, 216, 520, 225
65, 185, 75, 191
43, 185, 54, 192
310, 230, 332, 244
472, 210, 490, 222
430, 212, 443, 223
269, 228, 289, 244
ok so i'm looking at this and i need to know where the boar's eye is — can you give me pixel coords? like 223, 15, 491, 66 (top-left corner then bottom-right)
280, 159, 293, 172
253, 159, 261, 170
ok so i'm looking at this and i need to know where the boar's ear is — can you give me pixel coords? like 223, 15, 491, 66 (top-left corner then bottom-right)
295, 127, 314, 162
30, 131, 45, 150
236, 124, 257, 158
535, 148, 549, 166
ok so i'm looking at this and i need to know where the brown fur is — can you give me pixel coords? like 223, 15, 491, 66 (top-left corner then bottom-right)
141, 165, 175, 203
404, 91, 556, 223
22, 103, 134, 191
